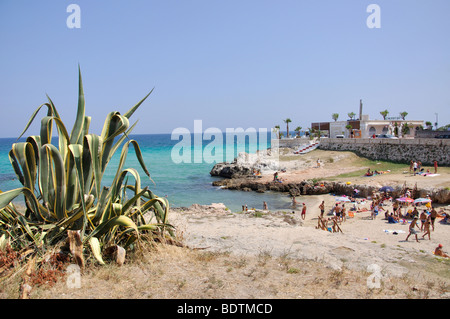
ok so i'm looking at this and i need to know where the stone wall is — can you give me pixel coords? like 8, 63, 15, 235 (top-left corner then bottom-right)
275, 137, 312, 149
318, 138, 450, 166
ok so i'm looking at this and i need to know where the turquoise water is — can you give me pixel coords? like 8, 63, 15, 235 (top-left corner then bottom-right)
0, 133, 294, 212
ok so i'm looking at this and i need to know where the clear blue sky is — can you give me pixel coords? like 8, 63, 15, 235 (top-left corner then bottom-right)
1, 0, 449, 138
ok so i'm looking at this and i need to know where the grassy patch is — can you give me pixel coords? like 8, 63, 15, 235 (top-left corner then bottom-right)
325, 158, 409, 181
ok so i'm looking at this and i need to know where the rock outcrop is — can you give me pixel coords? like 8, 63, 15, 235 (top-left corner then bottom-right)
212, 179, 450, 204
210, 151, 281, 179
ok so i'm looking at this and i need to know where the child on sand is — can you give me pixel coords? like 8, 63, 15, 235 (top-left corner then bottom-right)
301, 203, 307, 220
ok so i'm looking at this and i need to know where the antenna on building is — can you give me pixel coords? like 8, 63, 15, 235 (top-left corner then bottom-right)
359, 99, 363, 120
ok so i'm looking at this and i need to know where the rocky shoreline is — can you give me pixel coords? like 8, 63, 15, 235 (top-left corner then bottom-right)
210, 160, 450, 204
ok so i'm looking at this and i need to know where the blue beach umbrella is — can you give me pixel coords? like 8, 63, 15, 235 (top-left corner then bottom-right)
335, 196, 351, 202
379, 186, 394, 192
414, 198, 432, 204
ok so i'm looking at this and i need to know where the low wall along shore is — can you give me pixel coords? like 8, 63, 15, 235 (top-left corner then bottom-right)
317, 138, 450, 166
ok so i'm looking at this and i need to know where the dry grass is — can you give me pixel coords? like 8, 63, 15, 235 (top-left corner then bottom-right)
1, 241, 447, 299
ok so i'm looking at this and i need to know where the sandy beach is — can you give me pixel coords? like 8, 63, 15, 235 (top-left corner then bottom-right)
171, 195, 450, 279
169, 149, 450, 289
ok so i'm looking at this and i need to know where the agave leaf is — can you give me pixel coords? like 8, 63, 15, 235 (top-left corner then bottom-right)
123, 88, 154, 119
9, 142, 37, 192
0, 188, 40, 221
25, 136, 41, 164
110, 168, 141, 205
100, 112, 130, 170
65, 144, 79, 211
46, 95, 70, 159
83, 134, 102, 198
88, 236, 105, 265
84, 215, 139, 244
16, 103, 54, 142
57, 194, 94, 229
122, 186, 149, 216
91, 186, 109, 224
40, 144, 66, 220
146, 190, 169, 224
101, 120, 138, 173
0, 234, 8, 250
69, 65, 86, 145
17, 214, 41, 247
80, 115, 91, 145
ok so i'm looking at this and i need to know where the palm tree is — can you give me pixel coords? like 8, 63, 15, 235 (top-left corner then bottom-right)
274, 125, 281, 139
347, 112, 356, 120
294, 126, 302, 138
283, 118, 292, 137
400, 111, 408, 120
345, 124, 353, 137
332, 113, 339, 122
380, 109, 389, 120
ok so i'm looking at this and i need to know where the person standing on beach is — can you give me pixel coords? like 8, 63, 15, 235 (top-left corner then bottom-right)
434, 160, 438, 174
421, 217, 431, 240
341, 204, 347, 222
301, 203, 307, 220
334, 203, 341, 220
263, 201, 268, 210
405, 217, 420, 243
430, 208, 437, 231
419, 211, 427, 231
319, 201, 325, 218
413, 161, 418, 176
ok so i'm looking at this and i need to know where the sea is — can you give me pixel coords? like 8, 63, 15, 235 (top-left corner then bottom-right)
0, 133, 295, 212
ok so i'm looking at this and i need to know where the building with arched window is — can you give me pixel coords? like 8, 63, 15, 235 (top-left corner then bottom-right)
311, 100, 424, 138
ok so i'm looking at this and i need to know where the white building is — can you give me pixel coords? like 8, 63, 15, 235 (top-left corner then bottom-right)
313, 100, 424, 138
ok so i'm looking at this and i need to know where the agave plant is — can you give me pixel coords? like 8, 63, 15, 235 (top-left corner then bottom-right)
0, 67, 171, 266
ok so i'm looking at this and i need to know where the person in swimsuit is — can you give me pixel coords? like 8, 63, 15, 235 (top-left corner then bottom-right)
421, 217, 431, 240
334, 204, 341, 220
301, 203, 307, 220
420, 211, 428, 231
319, 201, 325, 218
434, 244, 450, 258
405, 217, 420, 243
430, 208, 437, 231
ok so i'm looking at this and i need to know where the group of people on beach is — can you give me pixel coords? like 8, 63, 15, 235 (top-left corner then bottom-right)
315, 191, 449, 256
409, 159, 438, 176
314, 200, 346, 233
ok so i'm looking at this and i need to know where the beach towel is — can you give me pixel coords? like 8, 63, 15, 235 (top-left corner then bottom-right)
383, 229, 405, 234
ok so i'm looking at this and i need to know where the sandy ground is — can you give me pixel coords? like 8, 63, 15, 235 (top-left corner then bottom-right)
170, 198, 450, 281
169, 149, 450, 284
255, 149, 450, 189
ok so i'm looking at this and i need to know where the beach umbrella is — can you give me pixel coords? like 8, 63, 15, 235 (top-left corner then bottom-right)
379, 186, 394, 192
396, 197, 414, 203
414, 198, 432, 204
335, 196, 351, 202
